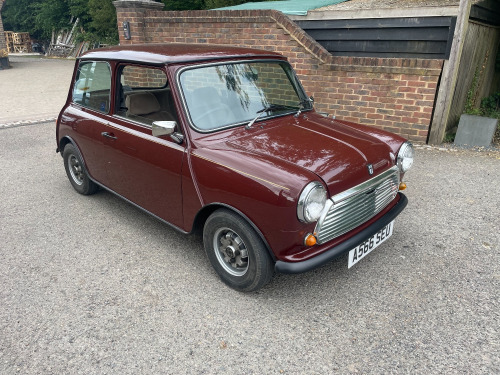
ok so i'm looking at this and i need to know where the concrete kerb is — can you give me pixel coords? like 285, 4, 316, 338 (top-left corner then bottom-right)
0, 117, 57, 129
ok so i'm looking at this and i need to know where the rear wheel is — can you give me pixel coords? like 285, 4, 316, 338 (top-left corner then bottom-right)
203, 209, 274, 292
63, 143, 98, 195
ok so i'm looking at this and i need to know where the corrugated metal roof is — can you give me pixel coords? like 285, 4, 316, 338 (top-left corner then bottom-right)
215, 0, 350, 16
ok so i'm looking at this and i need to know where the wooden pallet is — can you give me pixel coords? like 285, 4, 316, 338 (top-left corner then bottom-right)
12, 32, 30, 44
5, 31, 14, 53
13, 44, 32, 53
5, 31, 32, 53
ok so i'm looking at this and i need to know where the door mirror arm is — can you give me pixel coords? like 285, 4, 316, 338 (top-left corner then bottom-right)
170, 133, 184, 144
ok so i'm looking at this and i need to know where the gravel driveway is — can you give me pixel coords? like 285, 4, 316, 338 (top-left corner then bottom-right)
0, 56, 74, 124
0, 121, 498, 374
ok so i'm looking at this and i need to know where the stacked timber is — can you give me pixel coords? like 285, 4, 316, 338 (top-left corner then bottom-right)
46, 18, 79, 57
5, 31, 32, 53
5, 31, 14, 52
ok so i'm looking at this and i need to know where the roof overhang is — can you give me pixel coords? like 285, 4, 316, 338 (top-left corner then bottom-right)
288, 6, 460, 21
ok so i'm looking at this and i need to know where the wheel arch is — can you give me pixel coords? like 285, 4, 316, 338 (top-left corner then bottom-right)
59, 136, 89, 172
191, 203, 276, 262
58, 136, 72, 156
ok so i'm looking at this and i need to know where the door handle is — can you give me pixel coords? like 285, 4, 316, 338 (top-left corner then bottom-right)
101, 132, 117, 140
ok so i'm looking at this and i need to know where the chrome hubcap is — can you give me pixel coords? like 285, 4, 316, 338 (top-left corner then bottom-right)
68, 155, 84, 186
213, 228, 249, 276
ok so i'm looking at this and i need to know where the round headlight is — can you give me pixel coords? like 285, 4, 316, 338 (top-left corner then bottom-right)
397, 142, 415, 173
297, 182, 327, 223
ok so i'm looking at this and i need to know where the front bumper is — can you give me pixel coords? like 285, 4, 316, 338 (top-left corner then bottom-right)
275, 193, 408, 274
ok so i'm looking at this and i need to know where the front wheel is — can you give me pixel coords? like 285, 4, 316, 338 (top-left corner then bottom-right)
203, 209, 274, 292
62, 143, 98, 195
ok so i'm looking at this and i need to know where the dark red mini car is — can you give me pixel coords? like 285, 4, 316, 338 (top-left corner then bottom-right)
56, 44, 414, 291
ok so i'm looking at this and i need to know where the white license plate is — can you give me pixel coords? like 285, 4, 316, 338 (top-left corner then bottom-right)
348, 221, 394, 268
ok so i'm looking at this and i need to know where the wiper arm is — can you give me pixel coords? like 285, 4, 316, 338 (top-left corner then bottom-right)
246, 104, 298, 130
294, 98, 313, 118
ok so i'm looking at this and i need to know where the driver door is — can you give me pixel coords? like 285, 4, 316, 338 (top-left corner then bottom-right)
102, 64, 185, 228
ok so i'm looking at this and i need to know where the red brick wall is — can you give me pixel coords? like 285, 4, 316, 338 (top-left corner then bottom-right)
114, 3, 443, 143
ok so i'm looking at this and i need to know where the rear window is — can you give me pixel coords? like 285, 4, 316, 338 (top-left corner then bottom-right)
72, 61, 111, 113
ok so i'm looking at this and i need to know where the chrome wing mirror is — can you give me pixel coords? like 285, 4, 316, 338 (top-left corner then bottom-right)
152, 121, 184, 144
152, 121, 176, 137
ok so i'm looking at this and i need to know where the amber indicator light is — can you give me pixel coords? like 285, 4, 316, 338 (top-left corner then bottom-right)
399, 182, 407, 191
304, 234, 317, 246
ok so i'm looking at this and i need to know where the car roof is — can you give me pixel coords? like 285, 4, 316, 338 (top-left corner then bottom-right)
79, 43, 286, 65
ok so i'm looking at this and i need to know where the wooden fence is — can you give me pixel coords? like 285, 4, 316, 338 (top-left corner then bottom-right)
295, 16, 456, 59
446, 20, 500, 131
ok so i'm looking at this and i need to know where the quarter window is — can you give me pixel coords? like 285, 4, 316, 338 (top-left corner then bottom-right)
72, 61, 111, 113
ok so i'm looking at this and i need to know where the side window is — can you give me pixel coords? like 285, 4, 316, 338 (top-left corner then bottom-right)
116, 65, 177, 126
72, 61, 111, 113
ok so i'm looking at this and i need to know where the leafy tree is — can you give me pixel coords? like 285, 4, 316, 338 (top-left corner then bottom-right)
205, 0, 252, 8
3, 0, 276, 45
33, 0, 71, 39
161, 0, 278, 10
68, 0, 92, 26
85, 0, 118, 45
2, 0, 42, 38
162, 0, 205, 10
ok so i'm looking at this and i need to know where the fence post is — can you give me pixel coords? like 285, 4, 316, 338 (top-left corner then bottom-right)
428, 0, 472, 144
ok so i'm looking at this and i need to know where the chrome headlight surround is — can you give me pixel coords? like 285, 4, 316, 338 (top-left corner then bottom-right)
297, 182, 328, 223
397, 142, 415, 173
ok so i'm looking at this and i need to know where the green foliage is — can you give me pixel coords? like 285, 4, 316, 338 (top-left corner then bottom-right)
443, 132, 456, 143
496, 47, 500, 72
2, 0, 277, 44
68, 0, 92, 25
85, 0, 119, 45
161, 0, 277, 10
205, 0, 252, 8
162, 0, 205, 11
2, 0, 117, 44
3, 0, 42, 38
464, 66, 481, 116
482, 93, 500, 144
465, 89, 500, 119
33, 0, 71, 39
479, 92, 500, 119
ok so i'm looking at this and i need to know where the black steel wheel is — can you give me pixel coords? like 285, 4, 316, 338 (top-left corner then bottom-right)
203, 209, 274, 292
62, 143, 98, 195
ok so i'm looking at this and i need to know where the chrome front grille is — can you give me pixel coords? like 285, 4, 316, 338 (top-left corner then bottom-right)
315, 166, 399, 244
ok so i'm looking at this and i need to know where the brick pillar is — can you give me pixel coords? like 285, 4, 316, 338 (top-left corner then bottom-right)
113, 0, 164, 45
0, 0, 10, 69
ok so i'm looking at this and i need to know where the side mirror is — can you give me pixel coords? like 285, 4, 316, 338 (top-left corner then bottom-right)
74, 78, 90, 92
152, 121, 176, 137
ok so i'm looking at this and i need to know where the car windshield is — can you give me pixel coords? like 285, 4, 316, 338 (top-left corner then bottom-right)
179, 61, 312, 131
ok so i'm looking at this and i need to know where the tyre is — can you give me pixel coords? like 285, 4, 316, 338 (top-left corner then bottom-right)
203, 209, 274, 292
62, 143, 98, 195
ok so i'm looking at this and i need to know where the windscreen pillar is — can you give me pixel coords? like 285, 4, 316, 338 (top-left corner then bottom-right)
113, 0, 164, 45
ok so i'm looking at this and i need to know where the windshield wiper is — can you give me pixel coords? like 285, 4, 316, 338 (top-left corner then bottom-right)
294, 98, 313, 118
246, 104, 299, 130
